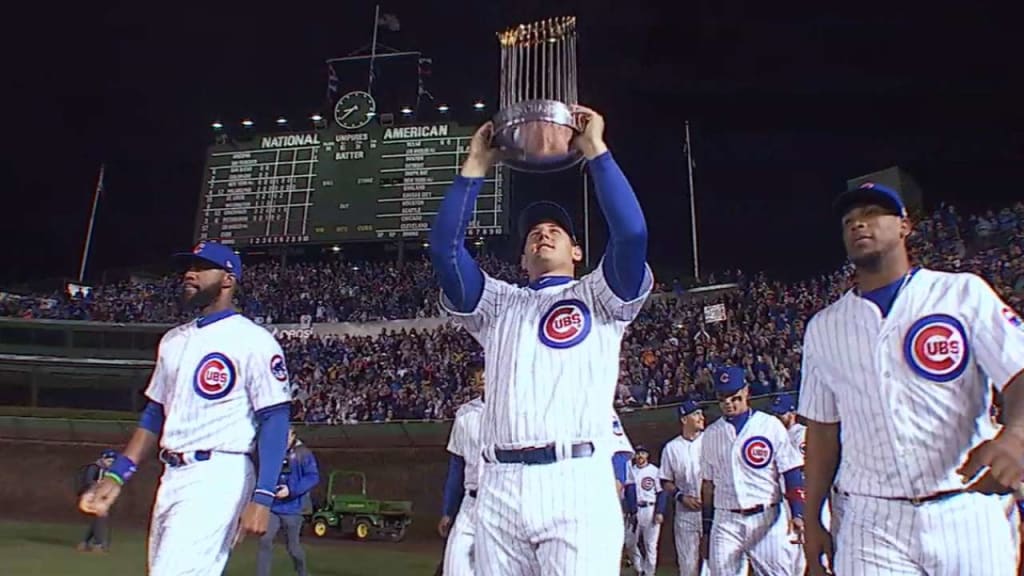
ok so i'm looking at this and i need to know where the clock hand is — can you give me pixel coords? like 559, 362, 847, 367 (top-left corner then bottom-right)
339, 105, 359, 120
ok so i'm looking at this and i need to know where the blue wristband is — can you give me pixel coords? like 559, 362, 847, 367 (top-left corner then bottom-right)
108, 454, 138, 485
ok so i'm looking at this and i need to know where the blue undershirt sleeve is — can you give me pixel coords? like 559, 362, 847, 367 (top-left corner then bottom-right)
624, 483, 638, 513
612, 452, 630, 485
782, 467, 806, 519
252, 403, 291, 507
138, 401, 165, 435
441, 455, 466, 518
428, 177, 485, 313
588, 152, 648, 301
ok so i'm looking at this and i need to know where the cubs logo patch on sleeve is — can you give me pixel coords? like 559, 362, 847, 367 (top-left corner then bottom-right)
270, 354, 289, 382
612, 415, 624, 436
903, 314, 970, 383
538, 299, 591, 349
741, 436, 774, 469
193, 352, 237, 400
1002, 307, 1024, 331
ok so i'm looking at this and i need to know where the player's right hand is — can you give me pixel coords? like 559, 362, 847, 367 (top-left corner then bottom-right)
437, 515, 452, 538
681, 495, 703, 511
234, 501, 271, 547
78, 477, 121, 517
461, 122, 519, 178
803, 520, 835, 576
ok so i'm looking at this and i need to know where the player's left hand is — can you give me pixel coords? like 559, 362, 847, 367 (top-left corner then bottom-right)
570, 104, 608, 160
275, 484, 290, 499
654, 513, 664, 525
958, 428, 1024, 494
788, 516, 806, 545
234, 502, 271, 547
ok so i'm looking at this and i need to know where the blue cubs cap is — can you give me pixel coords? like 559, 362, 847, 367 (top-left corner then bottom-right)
678, 399, 701, 418
174, 241, 243, 280
518, 201, 577, 249
100, 449, 116, 459
833, 181, 908, 220
770, 395, 797, 415
713, 366, 747, 396
634, 444, 649, 455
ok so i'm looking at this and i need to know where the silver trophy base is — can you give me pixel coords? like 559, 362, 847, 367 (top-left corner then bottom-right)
492, 99, 583, 173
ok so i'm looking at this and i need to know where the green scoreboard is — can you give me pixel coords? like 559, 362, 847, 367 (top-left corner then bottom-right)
195, 122, 508, 247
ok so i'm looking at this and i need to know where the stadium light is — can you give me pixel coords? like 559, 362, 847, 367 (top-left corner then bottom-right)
275, 117, 288, 126
400, 106, 413, 115
331, 245, 340, 253
473, 101, 485, 111
437, 104, 450, 113
211, 121, 224, 130
421, 241, 430, 249
310, 113, 323, 122
241, 119, 254, 128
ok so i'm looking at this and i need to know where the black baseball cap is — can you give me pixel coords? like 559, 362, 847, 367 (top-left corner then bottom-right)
833, 181, 908, 220
518, 201, 577, 248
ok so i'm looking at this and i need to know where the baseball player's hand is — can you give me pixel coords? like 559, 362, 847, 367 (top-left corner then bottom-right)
788, 516, 806, 545
275, 484, 290, 499
570, 104, 608, 159
234, 502, 271, 546
78, 477, 121, 517
461, 122, 517, 177
438, 515, 452, 538
654, 513, 664, 525
803, 520, 835, 576
958, 429, 1024, 494
681, 495, 703, 511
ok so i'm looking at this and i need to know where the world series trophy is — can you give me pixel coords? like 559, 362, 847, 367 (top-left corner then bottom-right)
492, 16, 583, 173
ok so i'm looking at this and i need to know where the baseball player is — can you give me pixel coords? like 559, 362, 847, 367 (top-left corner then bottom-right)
428, 105, 652, 576
658, 400, 708, 576
439, 360, 486, 576
623, 445, 664, 576
611, 411, 637, 572
78, 241, 293, 576
701, 366, 805, 576
799, 181, 1024, 576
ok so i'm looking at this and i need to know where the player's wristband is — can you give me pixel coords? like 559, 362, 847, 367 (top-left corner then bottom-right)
107, 454, 138, 485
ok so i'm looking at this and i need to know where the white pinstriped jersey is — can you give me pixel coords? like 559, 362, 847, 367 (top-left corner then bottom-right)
629, 463, 662, 504
611, 411, 634, 455
788, 423, 807, 457
701, 410, 801, 511
659, 434, 704, 500
144, 314, 292, 454
441, 259, 653, 450
798, 269, 1024, 498
447, 397, 485, 491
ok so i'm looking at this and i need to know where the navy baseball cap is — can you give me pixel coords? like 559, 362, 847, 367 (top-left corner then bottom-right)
713, 366, 747, 396
174, 241, 243, 280
518, 201, 577, 248
833, 181, 908, 220
633, 444, 649, 455
770, 395, 797, 415
100, 449, 116, 459
678, 399, 701, 418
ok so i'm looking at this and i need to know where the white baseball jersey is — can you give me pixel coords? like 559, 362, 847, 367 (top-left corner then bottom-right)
629, 462, 662, 504
145, 313, 293, 453
447, 397, 485, 491
611, 411, 634, 455
798, 269, 1024, 498
701, 410, 802, 511
660, 434, 704, 503
787, 422, 806, 458
441, 259, 653, 450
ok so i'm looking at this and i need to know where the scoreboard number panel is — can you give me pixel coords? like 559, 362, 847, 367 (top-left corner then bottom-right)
195, 122, 508, 247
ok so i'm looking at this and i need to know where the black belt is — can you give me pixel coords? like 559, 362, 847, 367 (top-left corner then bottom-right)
840, 488, 965, 507
492, 442, 595, 465
726, 503, 777, 516
468, 489, 478, 499
638, 502, 654, 508
159, 449, 212, 468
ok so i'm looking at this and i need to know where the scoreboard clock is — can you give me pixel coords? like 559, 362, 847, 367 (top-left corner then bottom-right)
333, 91, 377, 130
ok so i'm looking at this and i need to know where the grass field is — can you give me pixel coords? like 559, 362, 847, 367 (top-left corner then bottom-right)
0, 520, 677, 575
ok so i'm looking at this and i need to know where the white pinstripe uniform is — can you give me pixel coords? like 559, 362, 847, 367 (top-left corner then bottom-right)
144, 313, 292, 576
626, 460, 663, 575
660, 433, 706, 576
441, 259, 654, 576
798, 268, 1024, 575
444, 397, 485, 576
701, 409, 801, 576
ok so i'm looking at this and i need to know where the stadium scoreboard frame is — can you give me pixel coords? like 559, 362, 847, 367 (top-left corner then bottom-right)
194, 122, 508, 247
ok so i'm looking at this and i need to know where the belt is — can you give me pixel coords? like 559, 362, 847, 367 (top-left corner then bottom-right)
468, 489, 478, 499
159, 449, 212, 468
840, 488, 965, 507
638, 502, 654, 508
726, 503, 777, 516
492, 442, 595, 465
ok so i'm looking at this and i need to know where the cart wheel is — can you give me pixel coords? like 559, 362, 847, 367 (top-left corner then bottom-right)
313, 519, 329, 538
354, 519, 372, 541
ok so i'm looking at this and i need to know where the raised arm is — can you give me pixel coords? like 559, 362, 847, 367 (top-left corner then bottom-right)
573, 105, 648, 301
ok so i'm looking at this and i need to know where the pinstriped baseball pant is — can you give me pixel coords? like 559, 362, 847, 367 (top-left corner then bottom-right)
709, 503, 796, 576
832, 491, 1017, 576
443, 494, 477, 576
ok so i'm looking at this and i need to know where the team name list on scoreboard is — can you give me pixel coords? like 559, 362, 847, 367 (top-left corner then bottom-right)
196, 123, 507, 247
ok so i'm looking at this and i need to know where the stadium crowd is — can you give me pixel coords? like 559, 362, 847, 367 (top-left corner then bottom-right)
2, 201, 1022, 422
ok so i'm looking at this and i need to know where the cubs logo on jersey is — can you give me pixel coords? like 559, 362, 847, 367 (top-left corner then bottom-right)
538, 298, 591, 349
742, 436, 774, 469
193, 352, 236, 400
1002, 307, 1024, 330
903, 314, 970, 382
640, 476, 656, 491
270, 354, 288, 382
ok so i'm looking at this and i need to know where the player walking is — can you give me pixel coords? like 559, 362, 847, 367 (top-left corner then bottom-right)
770, 394, 822, 576
658, 400, 708, 576
799, 182, 1024, 576
701, 366, 805, 576
78, 242, 293, 576
439, 360, 486, 576
428, 105, 652, 576
623, 445, 664, 576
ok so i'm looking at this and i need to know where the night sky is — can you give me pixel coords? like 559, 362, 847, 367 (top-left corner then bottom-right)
5, 1, 1022, 286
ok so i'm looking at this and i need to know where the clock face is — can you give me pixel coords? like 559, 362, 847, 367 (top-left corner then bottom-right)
334, 91, 376, 130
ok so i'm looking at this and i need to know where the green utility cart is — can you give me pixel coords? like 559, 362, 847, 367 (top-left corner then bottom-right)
309, 470, 413, 542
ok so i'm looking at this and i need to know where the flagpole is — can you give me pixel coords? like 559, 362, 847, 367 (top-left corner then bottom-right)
685, 121, 700, 282
368, 4, 380, 94
78, 164, 104, 283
